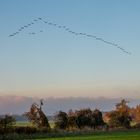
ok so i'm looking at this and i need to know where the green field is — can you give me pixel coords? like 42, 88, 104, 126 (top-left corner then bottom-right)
12, 122, 140, 140
34, 131, 140, 140
1, 129, 140, 140
15, 121, 54, 128
15, 121, 32, 127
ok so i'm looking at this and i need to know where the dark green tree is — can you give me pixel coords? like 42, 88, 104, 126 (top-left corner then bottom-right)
92, 109, 105, 129
0, 115, 15, 130
76, 108, 93, 129
54, 111, 68, 129
67, 110, 77, 129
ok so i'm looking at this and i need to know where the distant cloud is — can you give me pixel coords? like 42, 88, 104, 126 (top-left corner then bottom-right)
0, 95, 140, 115
0, 96, 35, 115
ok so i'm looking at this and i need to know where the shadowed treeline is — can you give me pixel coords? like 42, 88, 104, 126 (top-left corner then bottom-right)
8, 17, 131, 55
1, 99, 140, 137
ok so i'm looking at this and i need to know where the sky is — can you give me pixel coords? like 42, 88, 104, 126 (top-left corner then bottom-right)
0, 0, 140, 98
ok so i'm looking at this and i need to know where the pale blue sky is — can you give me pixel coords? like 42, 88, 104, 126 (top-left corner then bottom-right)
0, 0, 140, 98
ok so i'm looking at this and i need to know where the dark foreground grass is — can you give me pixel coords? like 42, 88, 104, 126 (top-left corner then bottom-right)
35, 130, 140, 140
1, 130, 140, 140
36, 135, 140, 140
36, 131, 140, 140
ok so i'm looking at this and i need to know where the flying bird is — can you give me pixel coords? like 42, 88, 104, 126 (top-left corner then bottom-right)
9, 34, 13, 37
65, 28, 70, 30
8, 17, 131, 55
48, 22, 53, 25
29, 32, 36, 35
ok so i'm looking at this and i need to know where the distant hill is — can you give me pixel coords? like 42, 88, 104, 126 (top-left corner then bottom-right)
0, 96, 140, 115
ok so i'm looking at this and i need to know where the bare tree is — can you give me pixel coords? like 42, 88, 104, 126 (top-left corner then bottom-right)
24, 100, 50, 129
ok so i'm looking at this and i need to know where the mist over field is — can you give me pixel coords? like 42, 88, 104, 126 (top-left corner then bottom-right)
0, 95, 139, 115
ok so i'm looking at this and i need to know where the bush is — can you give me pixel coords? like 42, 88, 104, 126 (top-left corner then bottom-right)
54, 111, 68, 129
15, 126, 37, 134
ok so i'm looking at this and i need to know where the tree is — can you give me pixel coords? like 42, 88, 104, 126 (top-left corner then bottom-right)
0, 115, 15, 129
54, 111, 68, 129
116, 99, 129, 111
108, 99, 132, 129
75, 108, 105, 130
131, 105, 140, 123
75, 108, 92, 129
92, 109, 105, 129
24, 100, 50, 129
67, 110, 77, 129
108, 111, 121, 128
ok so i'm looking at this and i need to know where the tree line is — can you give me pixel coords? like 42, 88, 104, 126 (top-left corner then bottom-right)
1, 99, 140, 134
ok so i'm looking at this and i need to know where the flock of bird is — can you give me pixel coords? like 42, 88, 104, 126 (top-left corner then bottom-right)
9, 17, 131, 55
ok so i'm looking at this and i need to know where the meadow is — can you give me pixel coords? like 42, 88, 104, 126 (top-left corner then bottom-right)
34, 130, 140, 140
15, 121, 32, 127
1, 129, 140, 140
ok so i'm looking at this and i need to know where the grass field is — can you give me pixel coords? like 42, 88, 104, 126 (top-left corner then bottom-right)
34, 130, 140, 140
15, 121, 32, 127
1, 129, 140, 140
15, 121, 54, 128
12, 121, 140, 140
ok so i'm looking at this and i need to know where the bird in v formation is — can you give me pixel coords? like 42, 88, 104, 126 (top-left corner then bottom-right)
8, 17, 131, 55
